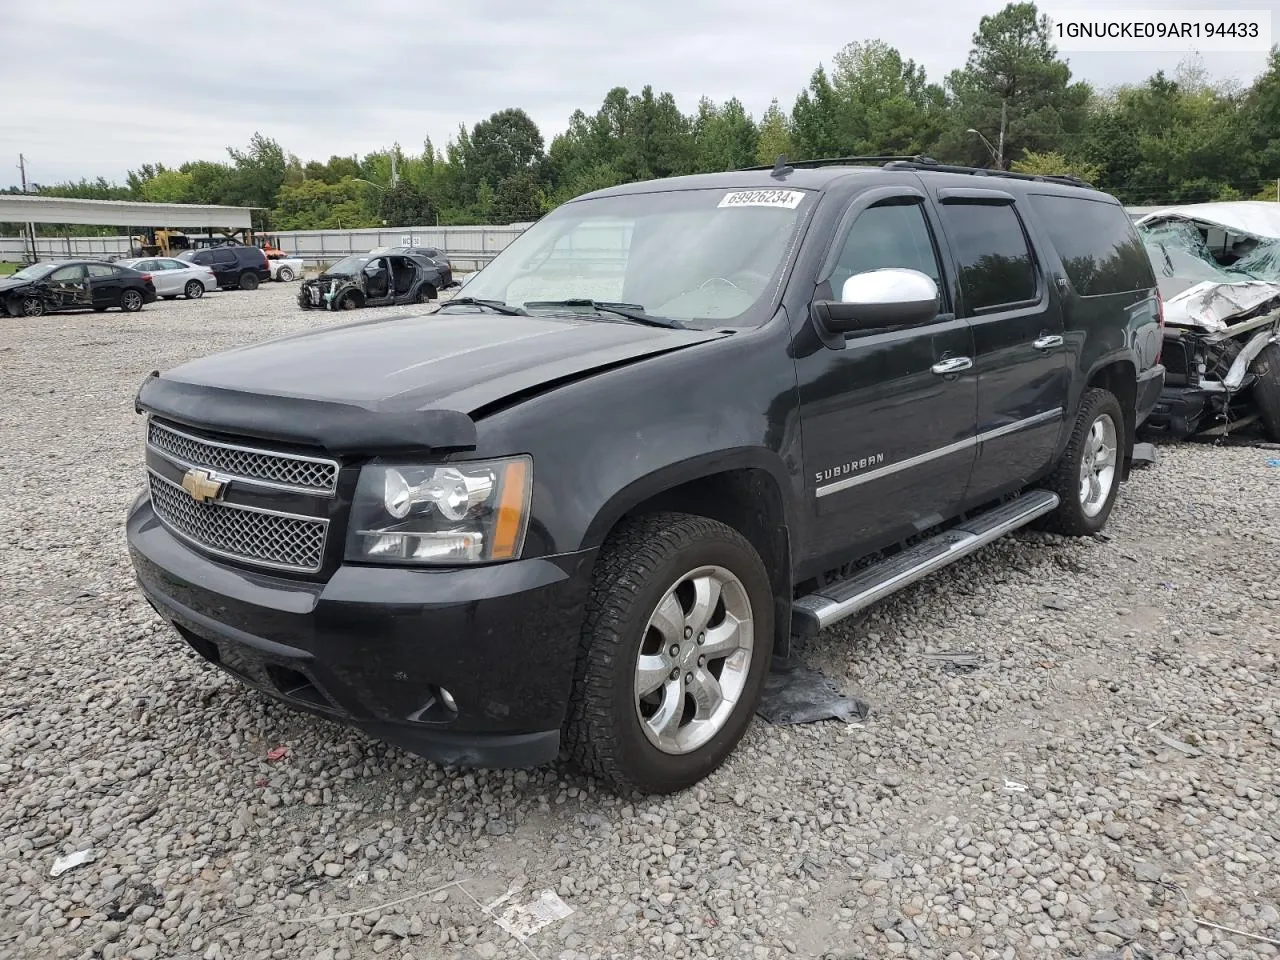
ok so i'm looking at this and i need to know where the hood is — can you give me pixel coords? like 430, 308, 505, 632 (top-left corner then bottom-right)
0, 277, 35, 293
137, 311, 730, 455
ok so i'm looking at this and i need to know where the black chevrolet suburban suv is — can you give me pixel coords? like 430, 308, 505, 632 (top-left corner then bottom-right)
126, 157, 1164, 794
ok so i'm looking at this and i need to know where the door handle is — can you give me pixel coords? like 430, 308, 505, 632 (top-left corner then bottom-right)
931, 356, 973, 375
1033, 335, 1064, 350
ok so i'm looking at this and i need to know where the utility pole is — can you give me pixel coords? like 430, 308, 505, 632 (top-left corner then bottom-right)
997, 100, 1007, 170
18, 153, 37, 264
390, 151, 399, 188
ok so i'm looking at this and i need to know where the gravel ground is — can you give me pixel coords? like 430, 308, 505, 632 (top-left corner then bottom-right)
1, 281, 1278, 960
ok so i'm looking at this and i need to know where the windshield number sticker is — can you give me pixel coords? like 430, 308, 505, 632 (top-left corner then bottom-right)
718, 189, 805, 210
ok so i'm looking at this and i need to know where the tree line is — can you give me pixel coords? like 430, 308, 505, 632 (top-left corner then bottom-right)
7, 2, 1280, 237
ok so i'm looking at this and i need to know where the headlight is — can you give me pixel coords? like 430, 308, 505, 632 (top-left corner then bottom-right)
345, 456, 532, 565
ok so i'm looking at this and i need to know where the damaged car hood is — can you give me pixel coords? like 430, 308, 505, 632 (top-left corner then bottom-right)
136, 311, 730, 454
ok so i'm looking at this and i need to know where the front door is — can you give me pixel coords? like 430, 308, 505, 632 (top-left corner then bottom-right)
932, 191, 1068, 504
795, 191, 978, 574
47, 264, 90, 310
363, 257, 390, 301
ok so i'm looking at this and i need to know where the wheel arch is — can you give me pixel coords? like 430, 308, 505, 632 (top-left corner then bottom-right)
583, 450, 794, 657
1082, 355, 1137, 480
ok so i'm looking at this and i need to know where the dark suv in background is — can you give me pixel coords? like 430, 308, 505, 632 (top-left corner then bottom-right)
178, 245, 270, 291
127, 156, 1164, 794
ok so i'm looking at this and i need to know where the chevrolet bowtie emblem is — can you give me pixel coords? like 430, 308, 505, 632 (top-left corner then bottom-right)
181, 468, 227, 504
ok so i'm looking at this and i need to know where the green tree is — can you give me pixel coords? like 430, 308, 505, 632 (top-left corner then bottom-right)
378, 180, 436, 226
791, 66, 843, 159
755, 100, 794, 166
693, 97, 759, 172
1009, 149, 1101, 182
941, 2, 1090, 168
139, 169, 194, 203
492, 170, 545, 223
828, 40, 945, 156
225, 133, 288, 211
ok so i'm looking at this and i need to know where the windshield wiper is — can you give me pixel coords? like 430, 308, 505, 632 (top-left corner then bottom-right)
437, 296, 529, 316
524, 299, 685, 329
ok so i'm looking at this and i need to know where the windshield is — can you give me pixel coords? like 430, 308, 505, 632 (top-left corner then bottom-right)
458, 186, 814, 328
11, 263, 56, 281
325, 256, 370, 276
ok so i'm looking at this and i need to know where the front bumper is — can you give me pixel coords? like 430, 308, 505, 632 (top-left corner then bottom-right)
126, 494, 596, 768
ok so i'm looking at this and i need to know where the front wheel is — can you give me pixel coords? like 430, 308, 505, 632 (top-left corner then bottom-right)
276, 266, 294, 282
563, 512, 774, 794
20, 296, 45, 317
1040, 388, 1125, 536
120, 289, 144, 312
184, 280, 204, 299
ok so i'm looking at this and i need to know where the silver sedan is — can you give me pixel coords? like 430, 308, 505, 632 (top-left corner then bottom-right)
118, 257, 218, 299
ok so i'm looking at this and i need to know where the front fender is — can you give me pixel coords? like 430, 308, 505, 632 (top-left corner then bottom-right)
581, 446, 794, 551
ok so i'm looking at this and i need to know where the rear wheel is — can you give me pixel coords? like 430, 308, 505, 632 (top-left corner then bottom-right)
417, 283, 437, 303
184, 280, 204, 299
239, 272, 260, 291
120, 289, 144, 312
1040, 388, 1125, 536
276, 266, 294, 282
563, 512, 773, 794
1249, 342, 1280, 442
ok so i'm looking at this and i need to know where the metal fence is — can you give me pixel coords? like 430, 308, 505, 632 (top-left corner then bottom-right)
0, 224, 528, 271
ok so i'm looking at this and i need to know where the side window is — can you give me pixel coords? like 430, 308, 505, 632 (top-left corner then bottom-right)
50, 265, 85, 283
939, 202, 1038, 312
831, 201, 943, 297
193, 251, 213, 265
86, 264, 114, 278
135, 259, 155, 272
213, 248, 236, 264
1026, 194, 1154, 296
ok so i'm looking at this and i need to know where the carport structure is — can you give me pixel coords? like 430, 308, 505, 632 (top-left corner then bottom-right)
0, 195, 254, 262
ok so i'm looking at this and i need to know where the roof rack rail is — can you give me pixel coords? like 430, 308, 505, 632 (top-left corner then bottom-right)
741, 154, 936, 172
739, 154, 1093, 188
880, 159, 1093, 188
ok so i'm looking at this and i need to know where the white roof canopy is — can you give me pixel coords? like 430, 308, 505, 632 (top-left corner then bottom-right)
0, 195, 254, 229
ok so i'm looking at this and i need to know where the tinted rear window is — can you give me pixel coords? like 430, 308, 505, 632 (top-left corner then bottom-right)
1027, 194, 1154, 296
938, 202, 1038, 312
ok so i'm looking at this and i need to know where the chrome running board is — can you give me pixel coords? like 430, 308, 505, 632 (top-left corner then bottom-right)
791, 490, 1060, 637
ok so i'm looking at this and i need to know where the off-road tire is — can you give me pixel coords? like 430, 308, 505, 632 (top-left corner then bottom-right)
276, 266, 294, 282
563, 512, 774, 794
1040, 388, 1126, 536
1249, 341, 1280, 442
184, 280, 204, 299
238, 272, 260, 291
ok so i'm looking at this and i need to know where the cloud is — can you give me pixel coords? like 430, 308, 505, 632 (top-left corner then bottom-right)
3, 0, 1273, 185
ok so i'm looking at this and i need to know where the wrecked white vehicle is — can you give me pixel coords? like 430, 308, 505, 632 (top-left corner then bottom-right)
1137, 202, 1280, 440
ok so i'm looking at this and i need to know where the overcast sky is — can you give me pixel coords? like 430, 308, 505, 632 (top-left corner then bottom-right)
2, 0, 1276, 187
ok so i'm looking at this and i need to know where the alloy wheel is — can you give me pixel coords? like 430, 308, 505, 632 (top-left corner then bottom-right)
633, 565, 754, 755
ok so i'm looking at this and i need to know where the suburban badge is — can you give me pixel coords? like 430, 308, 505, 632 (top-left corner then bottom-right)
181, 468, 227, 504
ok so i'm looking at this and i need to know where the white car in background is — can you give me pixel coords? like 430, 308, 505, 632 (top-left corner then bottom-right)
118, 257, 218, 299
268, 256, 304, 282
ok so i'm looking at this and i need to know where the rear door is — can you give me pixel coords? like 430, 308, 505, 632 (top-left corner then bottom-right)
211, 248, 237, 285
795, 188, 978, 570
86, 263, 123, 305
934, 191, 1067, 505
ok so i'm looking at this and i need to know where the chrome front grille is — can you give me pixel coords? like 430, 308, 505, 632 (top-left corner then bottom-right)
148, 471, 328, 572
148, 420, 338, 495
